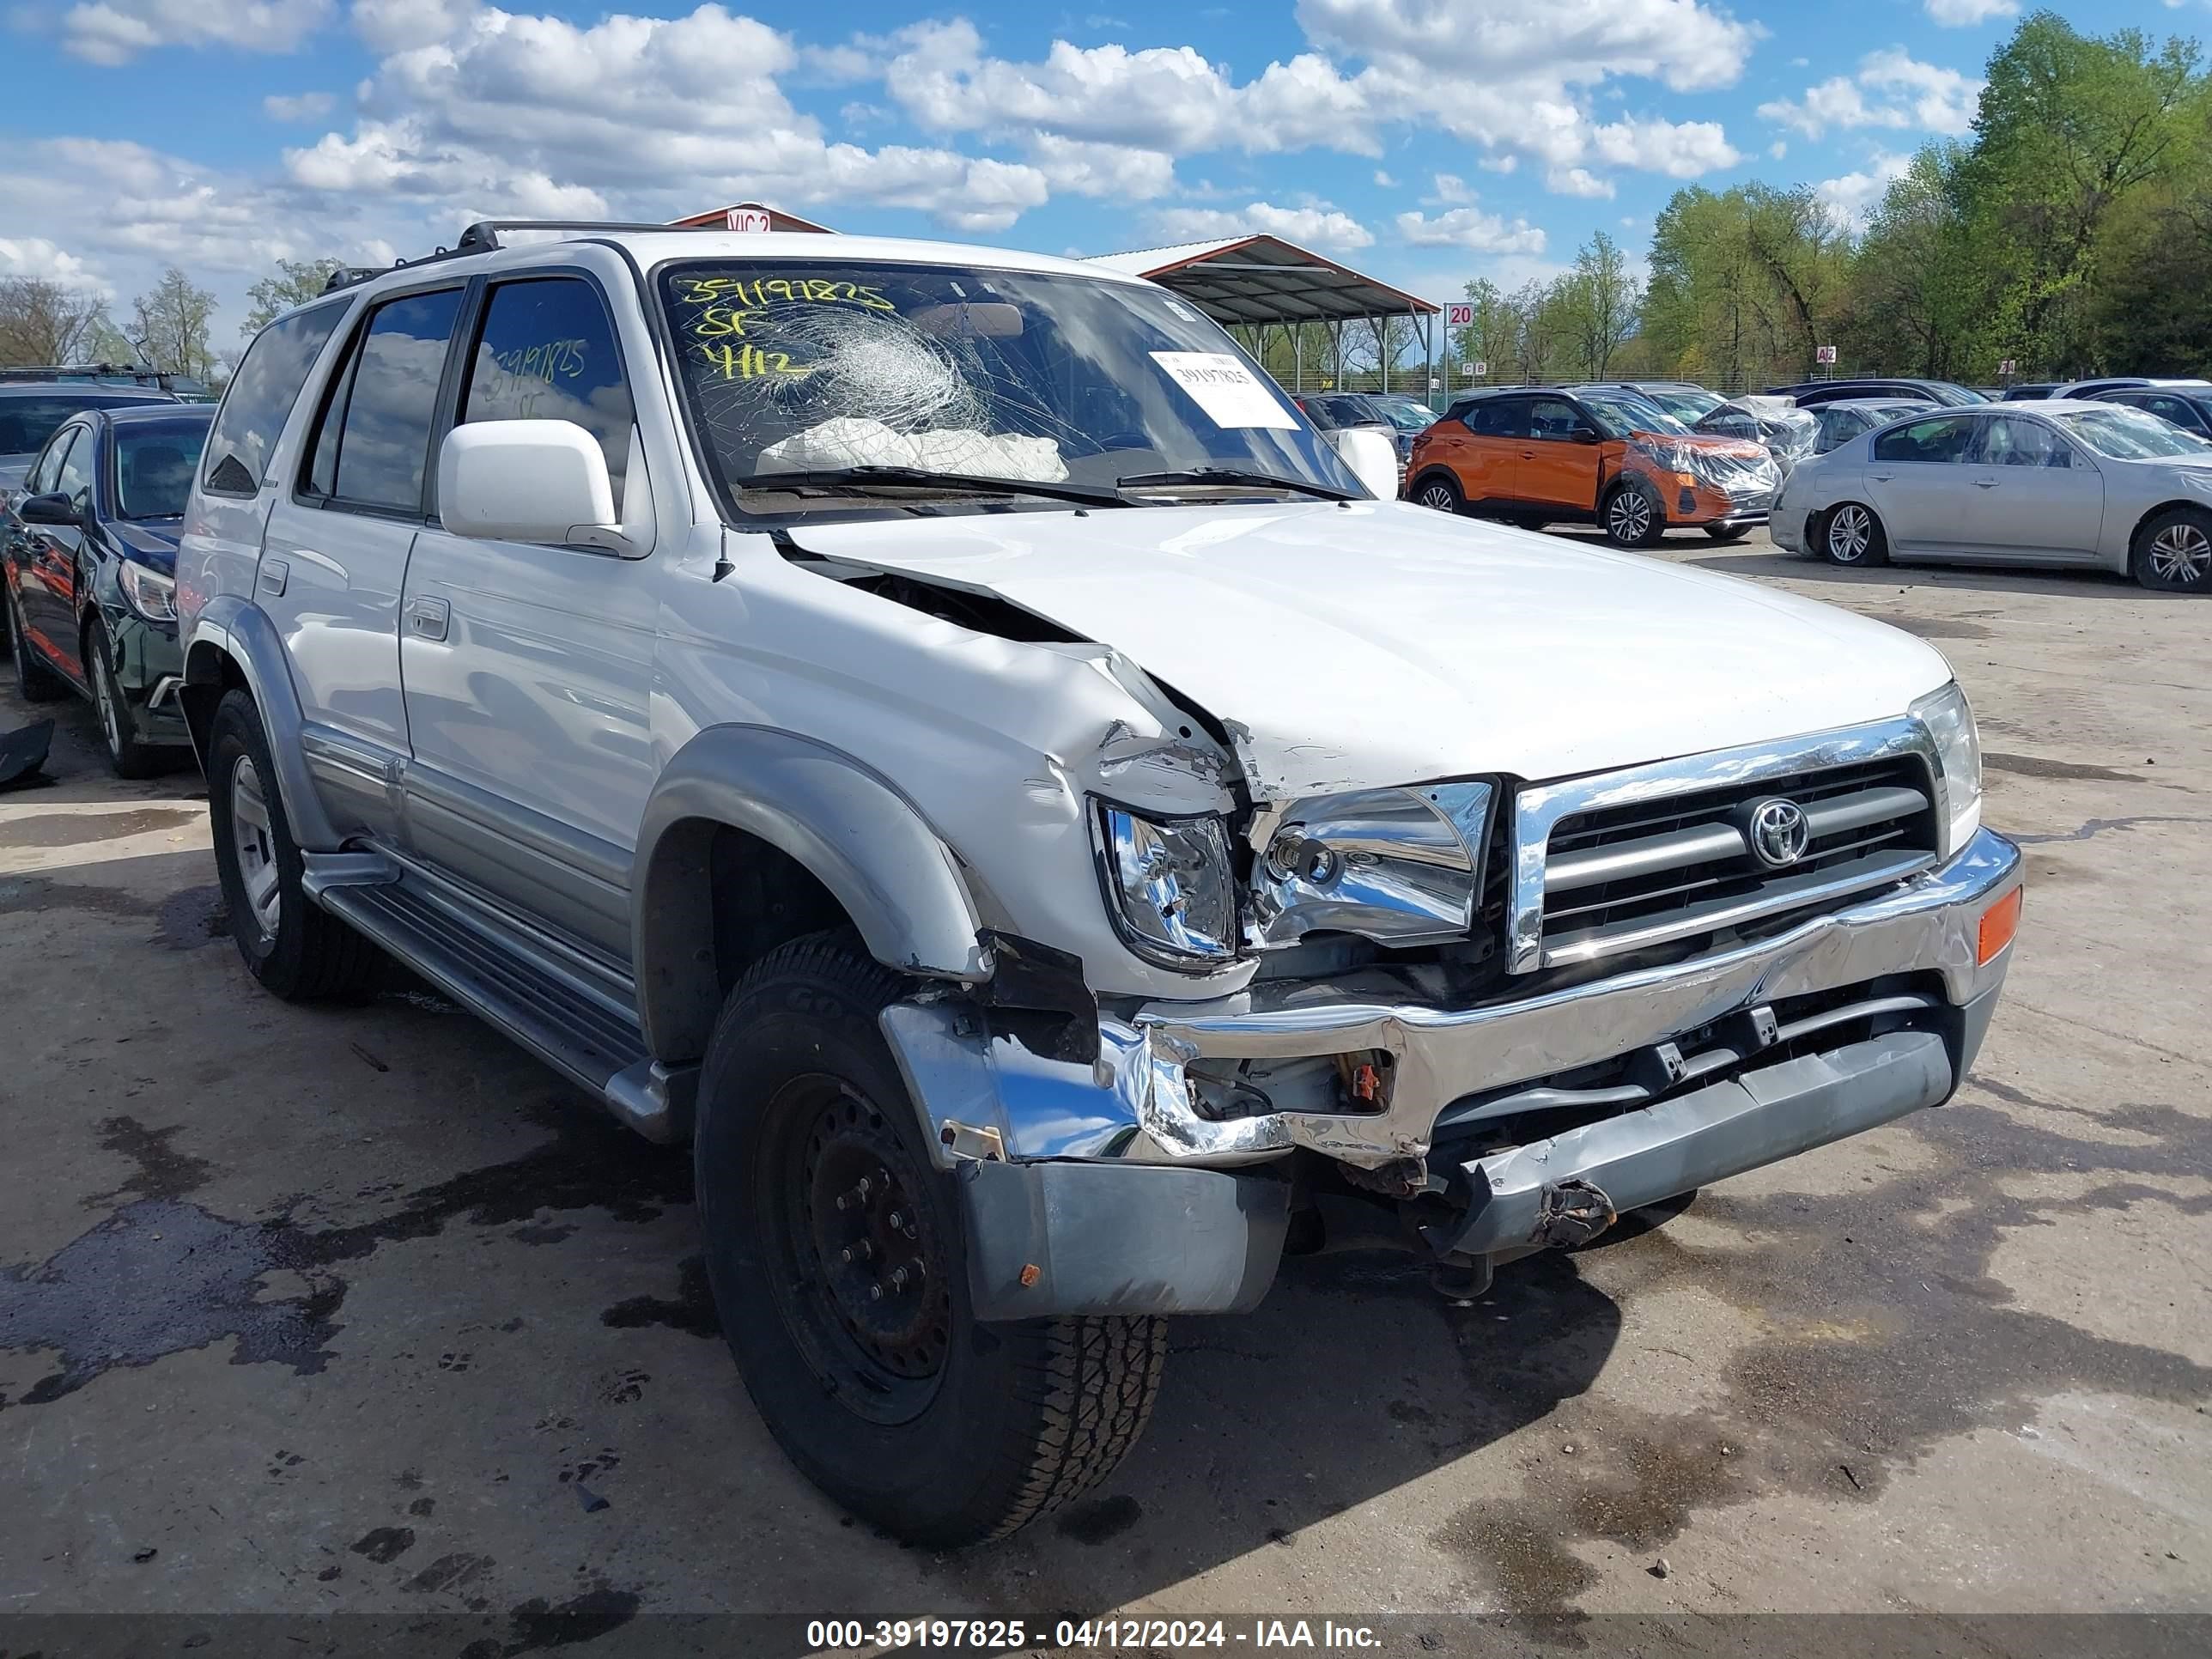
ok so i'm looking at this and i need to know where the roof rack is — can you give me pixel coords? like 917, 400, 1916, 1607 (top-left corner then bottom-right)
0, 362, 163, 384
319, 220, 689, 295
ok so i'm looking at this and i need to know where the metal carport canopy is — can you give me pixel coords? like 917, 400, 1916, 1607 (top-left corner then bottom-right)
1083, 234, 1438, 327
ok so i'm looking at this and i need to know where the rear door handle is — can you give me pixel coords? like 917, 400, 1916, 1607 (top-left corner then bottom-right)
1972, 477, 1997, 489
1868, 472, 1893, 483
406, 596, 450, 641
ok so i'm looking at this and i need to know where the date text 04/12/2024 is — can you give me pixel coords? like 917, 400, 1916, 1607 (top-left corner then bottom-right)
804, 1619, 1383, 1650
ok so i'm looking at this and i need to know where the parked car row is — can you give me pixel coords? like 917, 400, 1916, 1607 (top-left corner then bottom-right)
52, 220, 2021, 1550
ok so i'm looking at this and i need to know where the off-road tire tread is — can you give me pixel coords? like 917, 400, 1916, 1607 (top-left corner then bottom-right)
987, 1312, 1168, 1539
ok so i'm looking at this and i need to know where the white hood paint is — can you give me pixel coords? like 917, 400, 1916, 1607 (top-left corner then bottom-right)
792, 501, 1955, 799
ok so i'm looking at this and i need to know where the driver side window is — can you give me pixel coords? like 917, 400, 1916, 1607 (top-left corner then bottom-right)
27, 426, 81, 496
1526, 398, 1583, 441
54, 426, 96, 509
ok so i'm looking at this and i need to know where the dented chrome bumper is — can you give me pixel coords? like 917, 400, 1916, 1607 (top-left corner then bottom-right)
885, 827, 2022, 1174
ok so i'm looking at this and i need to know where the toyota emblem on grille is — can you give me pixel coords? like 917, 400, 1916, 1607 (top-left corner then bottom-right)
1747, 798, 1811, 868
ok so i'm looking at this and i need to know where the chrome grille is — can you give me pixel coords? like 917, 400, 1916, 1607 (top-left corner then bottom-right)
1506, 720, 1943, 974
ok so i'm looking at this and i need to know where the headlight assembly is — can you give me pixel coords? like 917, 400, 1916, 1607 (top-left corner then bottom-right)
1249, 781, 1495, 949
1910, 681, 1982, 857
1091, 802, 1239, 969
118, 561, 177, 623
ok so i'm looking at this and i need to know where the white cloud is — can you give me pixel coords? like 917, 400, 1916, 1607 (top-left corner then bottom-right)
350, 0, 476, 52
292, 8, 1053, 233
1770, 139, 1788, 159
264, 91, 335, 122
1428, 173, 1475, 204
1816, 149, 1911, 228
1759, 49, 1981, 139
49, 0, 331, 63
0, 236, 109, 295
1925, 0, 2017, 25
1372, 168, 1397, 187
1547, 167, 1614, 198
1147, 200, 1375, 251
1026, 135, 1177, 199
1395, 206, 1547, 255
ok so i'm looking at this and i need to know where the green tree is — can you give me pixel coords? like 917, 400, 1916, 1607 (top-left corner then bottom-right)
240, 256, 348, 335
128, 266, 217, 379
0, 276, 117, 366
1553, 230, 1643, 379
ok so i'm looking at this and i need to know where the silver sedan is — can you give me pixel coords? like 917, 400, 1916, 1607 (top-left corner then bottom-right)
1770, 398, 2212, 591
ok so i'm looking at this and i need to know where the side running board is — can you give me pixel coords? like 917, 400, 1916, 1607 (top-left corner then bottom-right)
302, 854, 695, 1143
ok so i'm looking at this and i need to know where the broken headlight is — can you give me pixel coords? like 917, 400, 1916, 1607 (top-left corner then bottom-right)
1091, 802, 1239, 969
1910, 681, 1982, 858
1249, 781, 1495, 949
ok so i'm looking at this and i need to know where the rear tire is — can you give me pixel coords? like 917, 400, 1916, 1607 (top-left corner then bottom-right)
2130, 506, 2212, 592
694, 933, 1168, 1547
206, 690, 378, 1000
88, 626, 163, 779
1819, 501, 1888, 567
5, 583, 69, 702
1412, 473, 1464, 514
1602, 479, 1666, 549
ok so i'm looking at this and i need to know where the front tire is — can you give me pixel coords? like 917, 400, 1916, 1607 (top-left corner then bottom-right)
206, 690, 378, 999
2131, 507, 2212, 592
5, 583, 68, 702
1704, 523, 1751, 544
1412, 473, 1464, 514
88, 626, 163, 779
1820, 501, 1888, 567
1602, 479, 1665, 549
695, 934, 1168, 1547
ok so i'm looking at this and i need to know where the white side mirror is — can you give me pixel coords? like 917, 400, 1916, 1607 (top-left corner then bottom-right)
438, 420, 615, 544
1327, 426, 1402, 501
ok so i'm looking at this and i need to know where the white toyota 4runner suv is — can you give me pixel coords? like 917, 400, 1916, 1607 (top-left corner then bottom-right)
176, 222, 2023, 1546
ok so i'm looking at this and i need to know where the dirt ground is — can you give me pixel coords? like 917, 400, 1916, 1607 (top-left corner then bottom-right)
2, 530, 2207, 1650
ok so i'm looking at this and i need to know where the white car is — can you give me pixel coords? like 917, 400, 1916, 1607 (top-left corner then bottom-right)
1771, 398, 2212, 590
176, 220, 2024, 1544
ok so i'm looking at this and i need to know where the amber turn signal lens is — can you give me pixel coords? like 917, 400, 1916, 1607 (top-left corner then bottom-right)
1977, 886, 2023, 965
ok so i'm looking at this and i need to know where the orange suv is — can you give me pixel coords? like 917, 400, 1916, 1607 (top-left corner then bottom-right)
1405, 386, 1779, 546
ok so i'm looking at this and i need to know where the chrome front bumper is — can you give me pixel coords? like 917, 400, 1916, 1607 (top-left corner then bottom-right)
884, 827, 2021, 1174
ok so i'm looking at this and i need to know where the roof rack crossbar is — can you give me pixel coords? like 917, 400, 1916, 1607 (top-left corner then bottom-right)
319, 219, 689, 297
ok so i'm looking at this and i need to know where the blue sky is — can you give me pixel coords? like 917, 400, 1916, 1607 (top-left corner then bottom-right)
0, 0, 2196, 342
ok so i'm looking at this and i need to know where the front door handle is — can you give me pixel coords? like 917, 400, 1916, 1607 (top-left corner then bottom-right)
1868, 472, 1894, 483
406, 596, 450, 641
258, 558, 289, 597
1972, 477, 1997, 489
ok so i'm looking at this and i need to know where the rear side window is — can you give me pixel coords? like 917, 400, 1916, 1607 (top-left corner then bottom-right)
1872, 415, 1977, 465
303, 289, 465, 514
459, 276, 633, 516
204, 301, 348, 496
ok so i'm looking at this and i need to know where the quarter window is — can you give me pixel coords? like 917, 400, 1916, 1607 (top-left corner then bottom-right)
204, 299, 347, 496
1871, 414, 1978, 465
459, 277, 634, 517
303, 289, 465, 514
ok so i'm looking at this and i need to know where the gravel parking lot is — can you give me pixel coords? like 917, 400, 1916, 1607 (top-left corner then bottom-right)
3, 529, 2207, 1644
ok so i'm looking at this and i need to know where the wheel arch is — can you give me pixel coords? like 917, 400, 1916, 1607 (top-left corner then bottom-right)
633, 725, 989, 1064
179, 595, 340, 848
2127, 498, 2212, 556
1407, 465, 1464, 505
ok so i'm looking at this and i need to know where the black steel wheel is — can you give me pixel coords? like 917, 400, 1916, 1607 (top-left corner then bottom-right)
695, 933, 1168, 1547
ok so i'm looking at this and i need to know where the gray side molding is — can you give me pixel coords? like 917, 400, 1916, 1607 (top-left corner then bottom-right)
183, 595, 342, 852
633, 724, 989, 1062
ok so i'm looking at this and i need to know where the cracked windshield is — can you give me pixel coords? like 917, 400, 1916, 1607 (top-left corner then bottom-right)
659, 262, 1361, 512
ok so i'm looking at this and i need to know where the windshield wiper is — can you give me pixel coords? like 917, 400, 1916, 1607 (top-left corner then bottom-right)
1115, 467, 1358, 501
741, 466, 1128, 508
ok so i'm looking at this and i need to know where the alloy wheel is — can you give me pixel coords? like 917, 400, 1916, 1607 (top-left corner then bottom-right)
1419, 482, 1457, 512
1609, 490, 1651, 543
93, 647, 123, 758
2147, 520, 2210, 586
228, 757, 283, 942
1827, 504, 1873, 563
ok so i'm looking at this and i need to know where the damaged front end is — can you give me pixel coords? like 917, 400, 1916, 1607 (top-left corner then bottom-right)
1625, 433, 1782, 530
879, 731, 2023, 1322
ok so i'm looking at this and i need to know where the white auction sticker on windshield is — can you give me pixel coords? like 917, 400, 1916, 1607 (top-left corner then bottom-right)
1149, 352, 1297, 429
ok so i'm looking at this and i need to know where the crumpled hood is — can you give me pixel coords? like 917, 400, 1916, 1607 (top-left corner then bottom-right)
790, 501, 1954, 798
